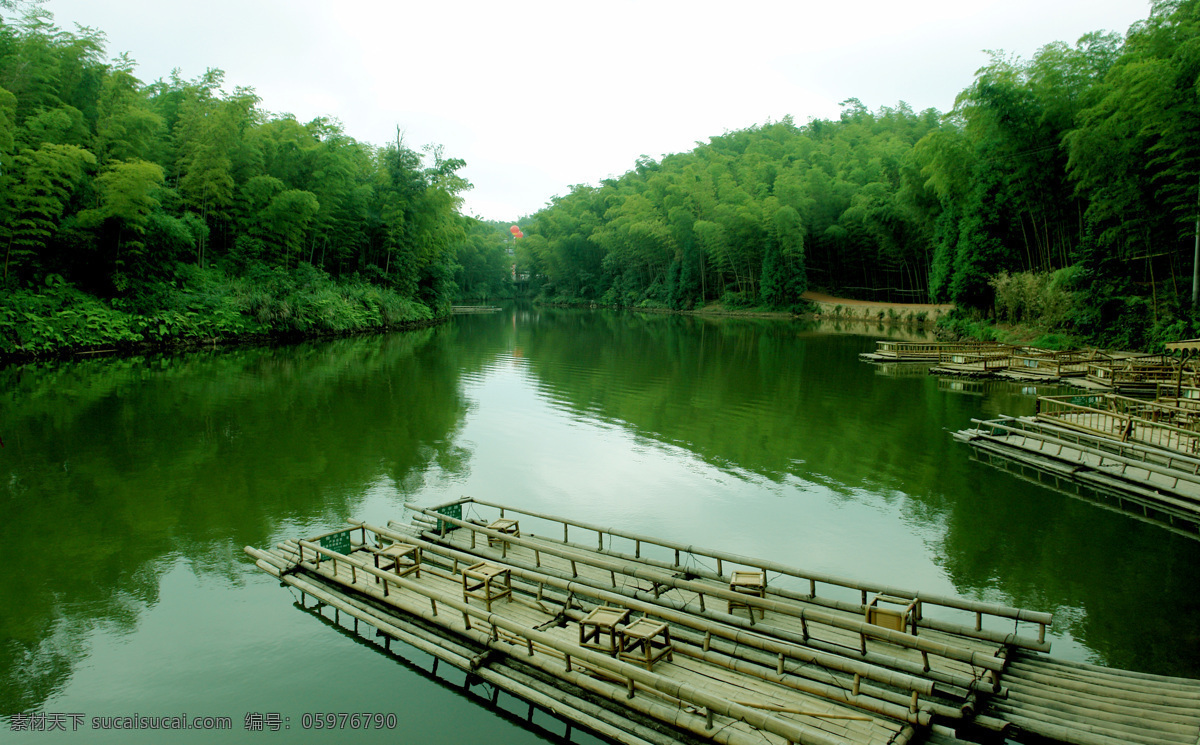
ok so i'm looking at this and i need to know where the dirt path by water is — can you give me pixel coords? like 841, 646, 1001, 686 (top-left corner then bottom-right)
801, 291, 953, 321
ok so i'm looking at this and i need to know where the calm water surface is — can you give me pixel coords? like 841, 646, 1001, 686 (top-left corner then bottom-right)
3, 307, 1199, 743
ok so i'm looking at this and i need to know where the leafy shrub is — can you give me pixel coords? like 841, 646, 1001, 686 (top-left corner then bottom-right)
990, 268, 1077, 326
1, 262, 436, 359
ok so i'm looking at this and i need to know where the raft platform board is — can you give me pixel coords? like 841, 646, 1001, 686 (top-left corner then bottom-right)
246, 498, 1200, 745
954, 416, 1200, 519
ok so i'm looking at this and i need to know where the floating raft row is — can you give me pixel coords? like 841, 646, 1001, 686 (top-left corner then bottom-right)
954, 412, 1200, 536
861, 340, 1197, 391
245, 498, 1200, 745
452, 305, 503, 314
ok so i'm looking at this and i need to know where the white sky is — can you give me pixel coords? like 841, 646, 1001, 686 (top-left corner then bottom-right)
33, 0, 1152, 222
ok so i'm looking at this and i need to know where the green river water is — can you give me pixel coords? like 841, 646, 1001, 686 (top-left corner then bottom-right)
2, 307, 1198, 743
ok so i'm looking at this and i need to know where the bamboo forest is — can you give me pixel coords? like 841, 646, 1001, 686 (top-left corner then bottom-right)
4, 0, 1200, 356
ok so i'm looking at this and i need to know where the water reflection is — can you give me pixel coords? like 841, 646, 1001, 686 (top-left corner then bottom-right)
0, 327, 491, 714
507, 309, 1200, 677
4, 305, 1200, 726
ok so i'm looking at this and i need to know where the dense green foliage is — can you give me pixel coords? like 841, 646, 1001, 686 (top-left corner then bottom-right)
8, 2, 1200, 354
0, 7, 514, 357
520, 1, 1200, 347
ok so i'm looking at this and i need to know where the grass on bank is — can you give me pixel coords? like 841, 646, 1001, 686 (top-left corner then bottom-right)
0, 263, 434, 358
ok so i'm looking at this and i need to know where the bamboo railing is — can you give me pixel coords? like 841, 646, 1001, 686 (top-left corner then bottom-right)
1036, 395, 1200, 453
448, 499, 1052, 648
256, 534, 907, 745
873, 340, 1007, 361
970, 417, 1200, 499
1005, 350, 1111, 377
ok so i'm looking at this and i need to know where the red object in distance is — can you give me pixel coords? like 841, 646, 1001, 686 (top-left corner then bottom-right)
509, 225, 520, 234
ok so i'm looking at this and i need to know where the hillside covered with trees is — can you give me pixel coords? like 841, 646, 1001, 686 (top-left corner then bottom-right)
0, 3, 518, 358
517, 0, 1200, 349
5, 1, 1200, 358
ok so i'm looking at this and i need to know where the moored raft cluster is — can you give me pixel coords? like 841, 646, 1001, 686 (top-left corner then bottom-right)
861, 340, 1198, 392
952, 341, 1200, 539
247, 499, 1200, 745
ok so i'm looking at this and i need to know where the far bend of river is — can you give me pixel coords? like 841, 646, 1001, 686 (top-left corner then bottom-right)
3, 307, 1199, 744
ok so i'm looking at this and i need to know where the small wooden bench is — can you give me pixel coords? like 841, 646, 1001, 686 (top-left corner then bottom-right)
372, 543, 421, 581
486, 518, 520, 548
619, 617, 673, 670
462, 561, 512, 611
728, 569, 766, 620
580, 606, 630, 656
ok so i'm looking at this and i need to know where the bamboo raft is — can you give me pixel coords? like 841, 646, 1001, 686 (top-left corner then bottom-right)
954, 415, 1200, 520
859, 341, 1010, 363
862, 338, 1199, 390
246, 498, 1200, 745
965, 437, 1200, 540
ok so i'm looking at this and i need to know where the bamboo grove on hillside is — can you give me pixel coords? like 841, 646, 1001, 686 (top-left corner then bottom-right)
4, 1, 1200, 354
516, 0, 1200, 346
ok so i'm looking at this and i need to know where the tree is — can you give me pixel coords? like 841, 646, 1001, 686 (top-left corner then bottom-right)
77, 158, 164, 283
0, 142, 94, 280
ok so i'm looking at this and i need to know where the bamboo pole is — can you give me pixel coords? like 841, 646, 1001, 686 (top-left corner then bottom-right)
288, 539, 860, 745
662, 623, 963, 723
1004, 664, 1200, 704
362, 520, 953, 696
1002, 676, 1200, 724
1003, 687, 1199, 735
669, 638, 933, 726
461, 499, 1052, 627
247, 548, 680, 745
396, 525, 1000, 698
537, 525, 1049, 652
731, 702, 871, 721
1012, 652, 1200, 689
989, 702, 1190, 745
406, 509, 1007, 675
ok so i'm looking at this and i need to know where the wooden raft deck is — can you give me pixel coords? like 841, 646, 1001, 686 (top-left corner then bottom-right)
955, 416, 1200, 518
245, 498, 1200, 745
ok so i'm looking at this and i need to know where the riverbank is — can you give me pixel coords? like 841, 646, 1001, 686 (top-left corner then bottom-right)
0, 265, 447, 365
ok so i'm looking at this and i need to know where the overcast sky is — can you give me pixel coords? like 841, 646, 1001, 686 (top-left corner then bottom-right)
32, 0, 1153, 222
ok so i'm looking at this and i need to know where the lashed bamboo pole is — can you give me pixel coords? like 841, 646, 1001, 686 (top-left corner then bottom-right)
533, 524, 1048, 652
1003, 687, 1199, 736
400, 525, 1001, 697
731, 702, 871, 721
363, 519, 952, 696
1004, 664, 1200, 703
468, 557, 955, 727
408, 508, 1008, 675
289, 539, 862, 745
668, 636, 933, 727
1012, 652, 1200, 690
1002, 676, 1200, 725
659, 622, 963, 722
989, 701, 1190, 745
463, 498, 1052, 627
248, 548, 682, 745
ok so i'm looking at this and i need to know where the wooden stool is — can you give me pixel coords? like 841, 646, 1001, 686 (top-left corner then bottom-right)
865, 594, 916, 633
580, 606, 630, 656
728, 569, 766, 620
373, 543, 421, 581
462, 561, 512, 611
619, 617, 673, 670
486, 518, 520, 547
